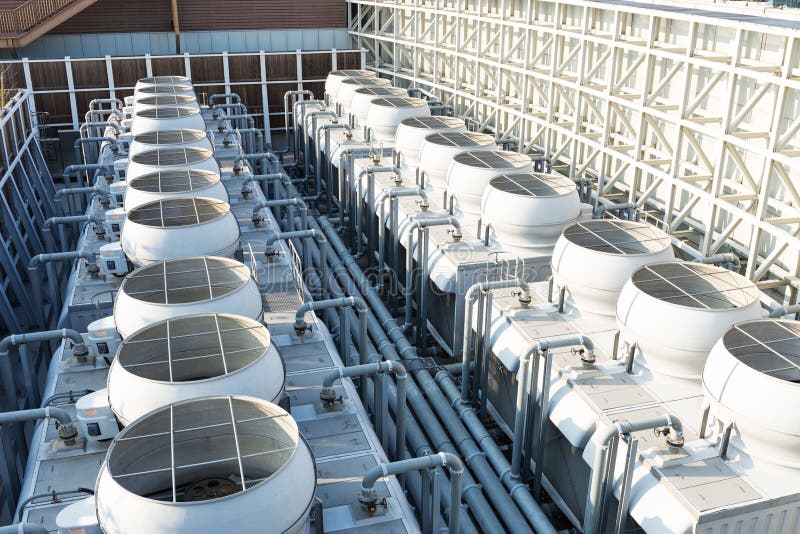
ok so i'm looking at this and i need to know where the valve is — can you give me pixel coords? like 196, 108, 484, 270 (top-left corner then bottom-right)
264, 245, 279, 261
71, 343, 90, 364
416, 199, 429, 212
233, 163, 243, 175
655, 426, 685, 448
57, 422, 79, 446
571, 346, 595, 366
217, 123, 226, 133
319, 388, 343, 409
359, 490, 387, 514
293, 319, 310, 336
241, 186, 252, 199
251, 213, 265, 227
449, 228, 462, 242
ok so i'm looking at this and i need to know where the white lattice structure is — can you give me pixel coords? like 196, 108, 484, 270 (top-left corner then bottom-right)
347, 0, 800, 305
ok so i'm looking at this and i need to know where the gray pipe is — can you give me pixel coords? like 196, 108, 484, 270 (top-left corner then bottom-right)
376, 187, 427, 285
283, 90, 314, 159
769, 303, 800, 318
295, 296, 369, 371
318, 216, 539, 533
209, 93, 241, 105
89, 97, 123, 111
0, 330, 87, 407
16, 488, 94, 522
294, 100, 324, 166
308, 111, 337, 188
43, 215, 106, 252
321, 360, 407, 482
266, 229, 327, 298
29, 251, 97, 328
301, 236, 476, 534
240, 172, 293, 199
355, 165, 401, 259
361, 452, 463, 534
42, 389, 93, 407
319, 123, 351, 207
0, 406, 72, 426
337, 147, 373, 228
0, 524, 49, 534
460, 278, 531, 403
584, 416, 684, 534
251, 198, 307, 233
307, 217, 506, 532
73, 136, 119, 168
593, 201, 637, 219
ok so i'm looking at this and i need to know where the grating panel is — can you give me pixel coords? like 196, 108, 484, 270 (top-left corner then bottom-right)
118, 314, 268, 382
631, 262, 759, 310
329, 70, 375, 77
340, 77, 390, 87
140, 76, 191, 85
401, 116, 464, 129
563, 220, 672, 255
424, 131, 494, 147
452, 150, 531, 169
129, 169, 219, 194
121, 257, 250, 305
134, 129, 206, 145
107, 396, 295, 502
130, 147, 212, 166
723, 319, 800, 382
137, 84, 193, 95
135, 106, 200, 120
354, 87, 407, 96
489, 172, 575, 197
127, 197, 229, 228
369, 97, 427, 108
137, 95, 197, 107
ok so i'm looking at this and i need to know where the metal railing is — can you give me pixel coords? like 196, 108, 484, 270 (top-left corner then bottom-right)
0, 0, 80, 35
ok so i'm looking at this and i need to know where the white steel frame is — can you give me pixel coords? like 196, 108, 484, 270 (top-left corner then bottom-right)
348, 0, 800, 304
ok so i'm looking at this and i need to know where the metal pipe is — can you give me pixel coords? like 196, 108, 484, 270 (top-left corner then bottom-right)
321, 360, 407, 476
322, 123, 352, 212
89, 97, 123, 111
360, 452, 463, 534
240, 172, 293, 198
295, 297, 369, 371
355, 165, 401, 259
318, 216, 539, 533
308, 111, 337, 189
376, 187, 427, 283
73, 136, 119, 168
294, 100, 324, 167
28, 252, 97, 328
593, 201, 637, 219
80, 121, 121, 138
337, 147, 373, 228
0, 406, 72, 426
41, 389, 93, 407
307, 218, 507, 532
16, 488, 94, 522
266, 229, 327, 296
209, 93, 241, 105
0, 524, 49, 534
460, 278, 531, 403
769, 303, 800, 318
43, 215, 106, 252
584, 416, 684, 534
283, 90, 314, 158
251, 198, 308, 233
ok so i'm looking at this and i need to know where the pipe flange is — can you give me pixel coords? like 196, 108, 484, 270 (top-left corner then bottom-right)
319, 388, 342, 408
264, 245, 279, 260
358, 491, 386, 514
241, 187, 252, 199
71, 343, 89, 363
293, 319, 309, 336
217, 123, 226, 133
57, 423, 78, 446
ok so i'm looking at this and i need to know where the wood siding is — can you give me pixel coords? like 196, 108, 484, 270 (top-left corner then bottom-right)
49, 0, 346, 34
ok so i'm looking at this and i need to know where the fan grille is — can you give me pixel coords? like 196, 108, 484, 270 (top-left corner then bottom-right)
127, 197, 229, 228
723, 319, 800, 383
562, 220, 671, 256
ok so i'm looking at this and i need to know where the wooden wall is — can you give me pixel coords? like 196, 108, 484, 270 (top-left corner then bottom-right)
49, 0, 347, 34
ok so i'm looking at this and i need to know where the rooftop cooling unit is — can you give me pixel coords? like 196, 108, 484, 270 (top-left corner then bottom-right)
113, 256, 262, 338
418, 131, 498, 189
135, 75, 192, 90
703, 318, 800, 469
134, 84, 195, 102
394, 116, 467, 169
133, 94, 200, 113
446, 150, 533, 215
365, 97, 431, 144
325, 69, 376, 100
480, 172, 583, 250
121, 197, 240, 266
107, 313, 285, 426
131, 106, 205, 134
551, 219, 676, 316
126, 146, 220, 181
124, 169, 229, 212
336, 77, 392, 112
350, 86, 408, 127
94, 396, 316, 534
129, 128, 213, 156
617, 261, 763, 380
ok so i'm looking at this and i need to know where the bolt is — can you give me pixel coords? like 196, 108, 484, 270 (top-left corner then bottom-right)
264, 246, 279, 260
241, 187, 252, 199
57, 423, 78, 446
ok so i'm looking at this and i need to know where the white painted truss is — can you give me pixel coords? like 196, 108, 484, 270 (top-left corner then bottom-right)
348, 0, 800, 305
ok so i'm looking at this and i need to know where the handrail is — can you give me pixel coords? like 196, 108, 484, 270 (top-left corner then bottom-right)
0, 0, 82, 35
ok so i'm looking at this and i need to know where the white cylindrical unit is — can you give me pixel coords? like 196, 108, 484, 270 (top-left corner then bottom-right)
131, 107, 205, 134
325, 69, 376, 101
617, 262, 762, 380
121, 197, 240, 266
134, 84, 195, 102
134, 94, 199, 112
126, 147, 220, 181
135, 75, 192, 90
481, 173, 582, 250
418, 132, 497, 189
124, 169, 228, 212
129, 129, 212, 157
108, 313, 284, 426
551, 220, 675, 316
447, 150, 533, 215
336, 77, 391, 113
365, 97, 430, 144
350, 87, 407, 127
114, 256, 262, 338
95, 396, 316, 534
703, 319, 800, 468
394, 116, 466, 169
